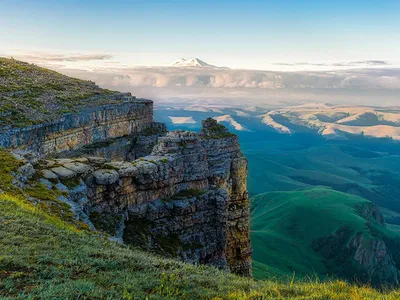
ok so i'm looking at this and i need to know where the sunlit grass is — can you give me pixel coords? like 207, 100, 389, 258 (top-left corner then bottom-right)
1, 192, 400, 299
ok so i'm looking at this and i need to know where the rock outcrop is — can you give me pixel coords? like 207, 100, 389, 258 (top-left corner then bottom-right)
312, 204, 399, 286
7, 102, 252, 276
0, 94, 154, 158
1, 59, 251, 276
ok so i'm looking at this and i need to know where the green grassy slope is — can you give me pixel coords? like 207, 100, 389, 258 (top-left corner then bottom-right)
2, 193, 400, 299
244, 142, 400, 224
251, 188, 400, 283
0, 57, 122, 127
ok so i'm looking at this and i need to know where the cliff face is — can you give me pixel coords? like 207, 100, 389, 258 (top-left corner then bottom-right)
8, 104, 252, 275
312, 203, 399, 286
1, 58, 251, 275
0, 94, 154, 158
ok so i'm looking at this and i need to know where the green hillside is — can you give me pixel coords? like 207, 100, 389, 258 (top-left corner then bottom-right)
243, 141, 400, 225
0, 57, 123, 127
2, 192, 400, 299
251, 188, 400, 285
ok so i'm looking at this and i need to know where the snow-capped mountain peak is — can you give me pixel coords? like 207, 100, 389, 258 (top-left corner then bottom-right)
170, 57, 228, 69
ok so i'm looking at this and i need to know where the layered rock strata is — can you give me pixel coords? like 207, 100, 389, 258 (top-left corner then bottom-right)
13, 118, 252, 276
55, 122, 167, 161
0, 94, 154, 158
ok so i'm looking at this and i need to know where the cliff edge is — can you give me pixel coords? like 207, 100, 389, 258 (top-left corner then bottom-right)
1, 58, 251, 276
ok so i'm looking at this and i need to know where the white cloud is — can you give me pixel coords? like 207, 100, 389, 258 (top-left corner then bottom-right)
2, 52, 112, 62
273, 60, 390, 67
4, 51, 400, 106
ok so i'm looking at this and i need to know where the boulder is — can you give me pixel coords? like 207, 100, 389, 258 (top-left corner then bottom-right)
87, 156, 107, 166
64, 162, 93, 176
106, 162, 139, 177
74, 157, 89, 163
43, 160, 56, 168
51, 166, 76, 180
42, 169, 58, 180
55, 158, 75, 165
93, 169, 119, 185
12, 163, 36, 188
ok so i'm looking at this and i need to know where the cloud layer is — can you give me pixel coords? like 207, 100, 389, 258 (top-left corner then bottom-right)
57, 66, 400, 106
2, 51, 399, 106
97, 67, 400, 90
273, 60, 390, 67
6, 53, 113, 62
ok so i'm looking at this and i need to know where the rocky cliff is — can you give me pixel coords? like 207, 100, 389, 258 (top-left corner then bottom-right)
1, 58, 252, 275
311, 203, 400, 286
0, 95, 155, 158
5, 101, 252, 276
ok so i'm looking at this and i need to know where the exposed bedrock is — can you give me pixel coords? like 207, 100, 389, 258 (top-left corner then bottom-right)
21, 118, 252, 276
312, 204, 399, 286
0, 94, 155, 158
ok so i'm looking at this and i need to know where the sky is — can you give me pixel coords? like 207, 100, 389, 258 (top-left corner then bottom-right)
1, 0, 400, 70
1, 0, 400, 106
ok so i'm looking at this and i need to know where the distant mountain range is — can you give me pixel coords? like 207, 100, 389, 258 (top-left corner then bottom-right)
214, 114, 250, 131
156, 103, 400, 141
260, 103, 400, 140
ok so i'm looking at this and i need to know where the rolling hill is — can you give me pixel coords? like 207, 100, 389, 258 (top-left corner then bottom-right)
260, 104, 400, 141
242, 141, 400, 224
251, 188, 400, 286
154, 103, 400, 141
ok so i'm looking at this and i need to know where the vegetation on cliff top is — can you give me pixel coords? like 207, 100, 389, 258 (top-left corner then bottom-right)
0, 57, 122, 127
200, 118, 236, 139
